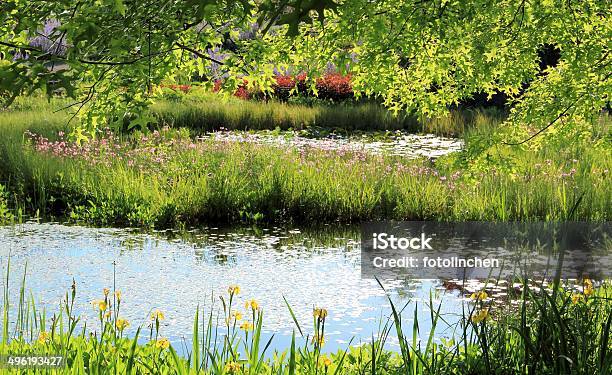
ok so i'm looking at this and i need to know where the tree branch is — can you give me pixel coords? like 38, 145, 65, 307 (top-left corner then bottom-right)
174, 42, 225, 65
0, 41, 42, 52
502, 102, 576, 146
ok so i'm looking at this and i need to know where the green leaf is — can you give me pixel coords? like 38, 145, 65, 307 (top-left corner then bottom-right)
114, 0, 127, 16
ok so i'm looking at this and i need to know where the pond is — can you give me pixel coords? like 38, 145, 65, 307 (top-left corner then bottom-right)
0, 223, 467, 354
202, 130, 463, 159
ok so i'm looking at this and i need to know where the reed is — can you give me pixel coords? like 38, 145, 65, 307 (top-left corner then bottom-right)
0, 262, 609, 374
150, 90, 504, 136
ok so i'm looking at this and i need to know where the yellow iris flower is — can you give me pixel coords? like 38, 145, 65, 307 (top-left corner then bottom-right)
151, 309, 165, 321
471, 308, 489, 323
116, 318, 130, 331
228, 285, 241, 296
155, 337, 170, 349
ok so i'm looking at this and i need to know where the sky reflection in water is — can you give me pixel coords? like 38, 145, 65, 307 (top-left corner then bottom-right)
0, 223, 466, 353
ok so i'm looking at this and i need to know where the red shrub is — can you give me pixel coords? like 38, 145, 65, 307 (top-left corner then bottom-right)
271, 72, 352, 101
233, 84, 250, 100
213, 72, 354, 101
213, 79, 252, 100
272, 75, 296, 100
315, 73, 353, 101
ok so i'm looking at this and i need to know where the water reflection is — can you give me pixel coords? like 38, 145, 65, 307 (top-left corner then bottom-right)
0, 223, 465, 353
203, 131, 463, 159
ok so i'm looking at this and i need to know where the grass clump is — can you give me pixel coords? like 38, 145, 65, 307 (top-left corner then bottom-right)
0, 183, 13, 224
151, 90, 421, 133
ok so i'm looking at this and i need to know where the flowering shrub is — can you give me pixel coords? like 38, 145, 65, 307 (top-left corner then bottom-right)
233, 84, 250, 100
272, 73, 353, 101
271, 74, 296, 100
211, 72, 354, 101
271, 73, 308, 100
213, 79, 252, 100
315, 73, 353, 101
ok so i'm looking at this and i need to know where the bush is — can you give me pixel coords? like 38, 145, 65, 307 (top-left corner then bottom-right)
314, 73, 353, 101
0, 183, 13, 224
210, 72, 355, 102
213, 79, 252, 100
271, 73, 353, 102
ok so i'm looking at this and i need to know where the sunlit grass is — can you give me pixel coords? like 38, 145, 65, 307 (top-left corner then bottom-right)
152, 90, 420, 133
150, 90, 505, 136
0, 95, 610, 227
1, 261, 610, 374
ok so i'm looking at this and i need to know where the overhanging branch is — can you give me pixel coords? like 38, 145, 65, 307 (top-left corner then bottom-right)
174, 42, 224, 65
502, 102, 576, 146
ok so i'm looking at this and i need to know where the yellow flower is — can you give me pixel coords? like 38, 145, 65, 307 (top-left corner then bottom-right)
98, 301, 108, 312
103, 288, 110, 296
470, 291, 488, 301
245, 299, 259, 311
38, 331, 49, 344
571, 293, 584, 304
104, 311, 112, 319
155, 337, 170, 349
228, 285, 240, 296
583, 279, 594, 296
240, 321, 254, 331
114, 290, 122, 301
313, 308, 328, 319
91, 299, 104, 310
151, 309, 165, 321
116, 318, 130, 331
471, 308, 489, 323
231, 311, 243, 321
311, 334, 325, 347
319, 355, 332, 367
224, 361, 241, 373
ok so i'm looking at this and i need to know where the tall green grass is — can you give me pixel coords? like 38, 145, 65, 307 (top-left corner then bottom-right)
150, 90, 505, 136
1, 262, 610, 374
0, 96, 610, 227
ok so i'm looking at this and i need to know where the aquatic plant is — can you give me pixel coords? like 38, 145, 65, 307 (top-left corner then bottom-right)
0, 261, 609, 374
0, 183, 13, 224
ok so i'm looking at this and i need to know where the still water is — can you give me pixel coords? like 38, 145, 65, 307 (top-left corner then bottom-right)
0, 223, 466, 353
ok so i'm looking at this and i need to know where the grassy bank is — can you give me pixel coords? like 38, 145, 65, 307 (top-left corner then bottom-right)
0, 96, 610, 227
1, 263, 610, 374
151, 90, 505, 136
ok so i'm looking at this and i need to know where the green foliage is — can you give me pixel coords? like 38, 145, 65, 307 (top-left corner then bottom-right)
0, 183, 13, 224
0, 98, 610, 227
1, 1, 609, 145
